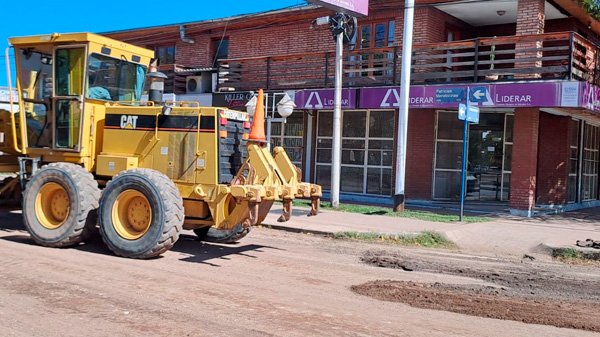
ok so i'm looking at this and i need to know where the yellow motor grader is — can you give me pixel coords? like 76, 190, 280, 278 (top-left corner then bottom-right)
0, 32, 321, 258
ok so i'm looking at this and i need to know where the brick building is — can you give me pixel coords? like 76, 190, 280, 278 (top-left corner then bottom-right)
105, 0, 600, 215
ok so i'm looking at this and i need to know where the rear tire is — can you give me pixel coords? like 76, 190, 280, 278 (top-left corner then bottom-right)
22, 163, 99, 247
98, 169, 183, 258
194, 224, 251, 244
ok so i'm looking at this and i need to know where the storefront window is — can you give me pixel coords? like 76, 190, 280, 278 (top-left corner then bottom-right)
568, 119, 580, 203
501, 114, 514, 201
315, 110, 394, 196
270, 114, 304, 167
582, 123, 599, 201
433, 111, 464, 199
433, 111, 511, 201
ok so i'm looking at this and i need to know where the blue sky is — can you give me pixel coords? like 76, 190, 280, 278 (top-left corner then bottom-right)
0, 0, 308, 87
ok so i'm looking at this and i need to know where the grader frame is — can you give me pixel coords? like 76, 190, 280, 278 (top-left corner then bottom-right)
0, 32, 321, 258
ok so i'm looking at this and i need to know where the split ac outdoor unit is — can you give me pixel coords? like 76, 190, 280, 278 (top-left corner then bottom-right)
186, 76, 204, 94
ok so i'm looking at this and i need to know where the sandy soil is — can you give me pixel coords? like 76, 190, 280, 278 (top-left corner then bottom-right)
354, 250, 600, 332
0, 209, 599, 337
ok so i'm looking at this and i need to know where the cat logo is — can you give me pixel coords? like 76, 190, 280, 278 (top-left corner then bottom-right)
120, 115, 139, 129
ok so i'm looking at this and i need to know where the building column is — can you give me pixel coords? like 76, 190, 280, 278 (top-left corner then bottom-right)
515, 0, 545, 78
536, 113, 569, 206
510, 108, 540, 216
406, 109, 435, 199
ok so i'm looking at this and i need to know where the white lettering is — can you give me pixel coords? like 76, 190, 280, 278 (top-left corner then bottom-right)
410, 97, 433, 104
128, 116, 138, 129
305, 92, 324, 109
121, 115, 138, 129
381, 89, 401, 107
495, 94, 532, 103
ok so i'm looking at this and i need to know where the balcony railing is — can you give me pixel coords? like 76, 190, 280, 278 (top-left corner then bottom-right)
217, 32, 599, 91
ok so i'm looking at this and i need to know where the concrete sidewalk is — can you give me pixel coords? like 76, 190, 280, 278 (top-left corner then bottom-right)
261, 204, 600, 260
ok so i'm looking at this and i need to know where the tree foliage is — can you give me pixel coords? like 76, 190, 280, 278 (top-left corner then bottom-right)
583, 0, 600, 20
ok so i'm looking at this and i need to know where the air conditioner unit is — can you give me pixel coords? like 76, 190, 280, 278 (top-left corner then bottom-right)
186, 76, 204, 94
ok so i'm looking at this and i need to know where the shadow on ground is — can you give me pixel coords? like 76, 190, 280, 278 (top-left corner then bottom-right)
0, 208, 24, 232
171, 234, 284, 266
0, 212, 282, 264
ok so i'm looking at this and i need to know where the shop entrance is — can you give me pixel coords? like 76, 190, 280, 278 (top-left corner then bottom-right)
467, 114, 505, 201
433, 111, 513, 201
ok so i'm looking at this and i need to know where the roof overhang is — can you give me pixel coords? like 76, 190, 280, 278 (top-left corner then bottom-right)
434, 0, 568, 27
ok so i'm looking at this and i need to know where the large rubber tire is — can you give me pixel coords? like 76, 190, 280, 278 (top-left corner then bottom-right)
98, 169, 183, 259
194, 224, 251, 244
22, 163, 100, 247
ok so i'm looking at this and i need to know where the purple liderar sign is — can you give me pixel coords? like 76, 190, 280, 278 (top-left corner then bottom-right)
294, 89, 357, 109
359, 82, 565, 109
581, 82, 600, 113
307, 0, 369, 17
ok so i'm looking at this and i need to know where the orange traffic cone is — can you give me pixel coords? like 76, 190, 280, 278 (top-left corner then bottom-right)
248, 89, 266, 142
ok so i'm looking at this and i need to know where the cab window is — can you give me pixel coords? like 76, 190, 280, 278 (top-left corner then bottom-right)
54, 47, 85, 149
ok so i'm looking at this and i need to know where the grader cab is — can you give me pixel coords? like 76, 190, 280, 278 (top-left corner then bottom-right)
0, 32, 321, 258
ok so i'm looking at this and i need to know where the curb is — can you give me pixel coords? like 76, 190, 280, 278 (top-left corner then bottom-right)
260, 224, 334, 237
261, 224, 444, 241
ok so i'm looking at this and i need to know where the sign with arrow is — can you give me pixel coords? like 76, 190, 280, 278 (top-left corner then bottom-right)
458, 104, 480, 123
470, 87, 487, 103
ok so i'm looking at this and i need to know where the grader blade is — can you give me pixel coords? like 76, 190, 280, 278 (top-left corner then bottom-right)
277, 199, 293, 222
255, 200, 274, 225
308, 196, 320, 217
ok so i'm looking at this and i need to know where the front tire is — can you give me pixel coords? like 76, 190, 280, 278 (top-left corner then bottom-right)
98, 169, 183, 258
22, 163, 100, 247
194, 224, 251, 244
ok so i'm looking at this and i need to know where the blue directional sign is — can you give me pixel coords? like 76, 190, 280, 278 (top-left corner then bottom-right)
458, 103, 479, 123
469, 87, 487, 103
435, 88, 466, 104
458, 103, 467, 120
466, 105, 480, 123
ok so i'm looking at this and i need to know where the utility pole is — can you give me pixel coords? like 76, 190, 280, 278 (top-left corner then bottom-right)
331, 30, 343, 208
308, 10, 358, 208
393, 0, 415, 212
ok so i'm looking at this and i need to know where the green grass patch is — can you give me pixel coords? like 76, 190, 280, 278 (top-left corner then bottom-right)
292, 200, 491, 223
553, 247, 600, 264
332, 230, 456, 249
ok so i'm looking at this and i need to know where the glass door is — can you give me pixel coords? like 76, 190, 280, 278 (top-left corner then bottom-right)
53, 47, 86, 150
467, 113, 506, 201
433, 111, 465, 199
433, 111, 511, 201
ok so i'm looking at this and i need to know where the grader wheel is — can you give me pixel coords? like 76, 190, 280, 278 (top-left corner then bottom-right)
194, 195, 251, 244
22, 163, 100, 247
98, 169, 183, 259
194, 225, 251, 244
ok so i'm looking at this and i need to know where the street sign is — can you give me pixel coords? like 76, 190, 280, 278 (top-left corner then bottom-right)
458, 103, 467, 120
435, 88, 465, 104
306, 0, 369, 17
459, 104, 480, 123
469, 87, 487, 103
466, 105, 479, 123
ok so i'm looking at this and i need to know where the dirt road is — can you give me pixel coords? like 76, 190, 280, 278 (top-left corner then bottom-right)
0, 210, 599, 337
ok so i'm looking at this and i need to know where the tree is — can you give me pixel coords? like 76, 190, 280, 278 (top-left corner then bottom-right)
583, 0, 600, 20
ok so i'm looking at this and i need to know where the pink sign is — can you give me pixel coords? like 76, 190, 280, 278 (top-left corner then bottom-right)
307, 0, 369, 17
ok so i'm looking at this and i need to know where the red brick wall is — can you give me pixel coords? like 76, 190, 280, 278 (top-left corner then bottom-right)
228, 21, 335, 59
515, 0, 545, 77
536, 113, 569, 205
405, 108, 435, 199
516, 0, 545, 35
412, 7, 471, 45
175, 35, 212, 66
510, 108, 540, 211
